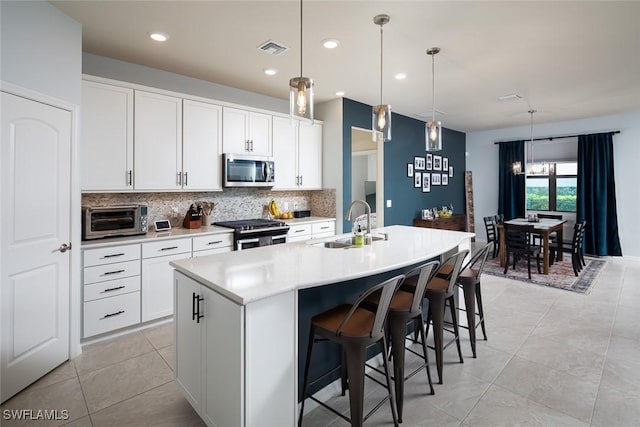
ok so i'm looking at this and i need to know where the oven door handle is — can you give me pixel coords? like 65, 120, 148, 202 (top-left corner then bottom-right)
237, 238, 260, 244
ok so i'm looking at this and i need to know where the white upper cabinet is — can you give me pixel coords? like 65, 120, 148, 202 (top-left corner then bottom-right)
81, 81, 134, 191
272, 117, 298, 189
272, 118, 322, 190
222, 107, 272, 156
183, 100, 223, 191
298, 121, 323, 189
134, 90, 183, 191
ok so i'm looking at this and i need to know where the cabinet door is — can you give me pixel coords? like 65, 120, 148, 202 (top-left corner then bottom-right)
81, 81, 133, 191
174, 273, 203, 413
183, 100, 222, 191
222, 107, 249, 154
248, 111, 272, 156
134, 91, 182, 190
272, 116, 298, 189
298, 122, 322, 189
201, 286, 244, 427
141, 253, 187, 321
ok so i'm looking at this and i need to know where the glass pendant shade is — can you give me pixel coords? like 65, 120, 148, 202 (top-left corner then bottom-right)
373, 104, 392, 142
512, 161, 522, 175
289, 77, 314, 123
426, 120, 442, 151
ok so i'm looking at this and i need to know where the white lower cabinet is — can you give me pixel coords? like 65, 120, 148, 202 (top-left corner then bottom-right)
311, 221, 336, 239
83, 244, 141, 338
287, 223, 312, 242
192, 233, 233, 257
141, 239, 191, 322
174, 272, 296, 427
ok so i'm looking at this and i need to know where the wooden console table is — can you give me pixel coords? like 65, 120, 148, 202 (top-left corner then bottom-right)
413, 214, 467, 232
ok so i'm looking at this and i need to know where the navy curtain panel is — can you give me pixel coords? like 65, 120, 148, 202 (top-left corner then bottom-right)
577, 133, 622, 256
498, 141, 525, 220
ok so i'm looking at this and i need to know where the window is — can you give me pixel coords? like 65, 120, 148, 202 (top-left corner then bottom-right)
526, 162, 577, 212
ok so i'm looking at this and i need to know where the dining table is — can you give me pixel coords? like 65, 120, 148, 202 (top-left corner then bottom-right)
498, 218, 567, 275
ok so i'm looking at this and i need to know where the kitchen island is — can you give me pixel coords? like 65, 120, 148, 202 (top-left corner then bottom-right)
170, 225, 474, 427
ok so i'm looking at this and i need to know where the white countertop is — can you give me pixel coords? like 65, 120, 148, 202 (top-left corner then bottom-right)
80, 216, 336, 249
170, 225, 475, 305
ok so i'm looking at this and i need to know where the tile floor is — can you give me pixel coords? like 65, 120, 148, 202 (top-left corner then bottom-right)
2, 256, 639, 426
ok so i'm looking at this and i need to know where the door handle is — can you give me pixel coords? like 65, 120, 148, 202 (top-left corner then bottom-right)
184, 172, 188, 186
55, 243, 71, 253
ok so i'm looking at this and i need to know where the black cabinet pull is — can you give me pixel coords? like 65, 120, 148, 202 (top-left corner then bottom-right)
102, 285, 126, 293
128, 170, 133, 186
320, 226, 329, 230
192, 292, 204, 323
207, 240, 223, 245
103, 253, 125, 258
160, 246, 178, 251
103, 269, 125, 275
295, 229, 304, 233
101, 310, 125, 319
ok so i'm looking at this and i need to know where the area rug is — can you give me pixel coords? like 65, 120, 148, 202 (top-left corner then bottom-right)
482, 255, 607, 294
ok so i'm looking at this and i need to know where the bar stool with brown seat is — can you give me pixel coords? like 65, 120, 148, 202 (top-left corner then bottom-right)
404, 250, 469, 384
298, 275, 404, 427
455, 242, 492, 358
362, 260, 440, 423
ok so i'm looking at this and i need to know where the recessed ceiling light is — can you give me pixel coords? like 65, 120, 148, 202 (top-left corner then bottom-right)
395, 73, 407, 80
335, 91, 345, 97
149, 32, 169, 42
322, 39, 340, 49
263, 68, 278, 76
498, 94, 522, 101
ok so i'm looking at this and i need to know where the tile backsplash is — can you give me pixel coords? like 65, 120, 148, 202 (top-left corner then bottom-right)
82, 189, 336, 226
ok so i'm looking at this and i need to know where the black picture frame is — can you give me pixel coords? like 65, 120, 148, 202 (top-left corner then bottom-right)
443, 157, 449, 171
442, 173, 449, 186
422, 173, 431, 192
433, 155, 442, 171
426, 153, 433, 170
407, 163, 414, 177
414, 156, 426, 171
414, 172, 422, 187
432, 172, 441, 185
449, 166, 454, 177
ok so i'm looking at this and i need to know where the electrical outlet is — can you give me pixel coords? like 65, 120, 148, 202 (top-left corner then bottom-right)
284, 202, 289, 211
293, 202, 299, 210
386, 200, 392, 208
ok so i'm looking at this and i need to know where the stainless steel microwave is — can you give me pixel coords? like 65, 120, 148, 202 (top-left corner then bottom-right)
223, 153, 275, 187
82, 205, 148, 240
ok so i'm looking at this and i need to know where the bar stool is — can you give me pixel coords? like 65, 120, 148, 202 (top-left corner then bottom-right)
455, 242, 492, 358
298, 275, 404, 427
363, 261, 439, 423
404, 250, 468, 384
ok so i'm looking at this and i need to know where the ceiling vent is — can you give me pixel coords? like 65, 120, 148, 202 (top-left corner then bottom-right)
257, 40, 289, 56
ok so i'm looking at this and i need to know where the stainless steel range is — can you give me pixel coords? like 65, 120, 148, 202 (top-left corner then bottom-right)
214, 219, 290, 250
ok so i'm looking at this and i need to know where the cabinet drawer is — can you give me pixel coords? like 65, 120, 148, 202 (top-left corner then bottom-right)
83, 244, 140, 267
84, 276, 140, 302
83, 292, 141, 338
312, 221, 335, 235
142, 238, 191, 259
193, 247, 233, 257
288, 224, 312, 238
84, 260, 140, 285
192, 233, 233, 252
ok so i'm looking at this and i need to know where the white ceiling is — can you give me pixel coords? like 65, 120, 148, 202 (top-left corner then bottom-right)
51, 0, 640, 133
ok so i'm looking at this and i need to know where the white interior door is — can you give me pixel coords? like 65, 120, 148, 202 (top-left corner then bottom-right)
1, 92, 71, 403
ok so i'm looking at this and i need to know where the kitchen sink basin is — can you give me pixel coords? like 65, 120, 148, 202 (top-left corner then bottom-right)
322, 241, 353, 249
334, 235, 385, 245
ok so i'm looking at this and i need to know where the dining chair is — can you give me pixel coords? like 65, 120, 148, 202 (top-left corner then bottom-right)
503, 223, 542, 279
532, 213, 563, 247
483, 216, 499, 258
549, 221, 586, 276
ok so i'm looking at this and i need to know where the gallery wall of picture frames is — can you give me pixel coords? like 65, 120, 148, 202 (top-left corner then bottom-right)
407, 153, 453, 193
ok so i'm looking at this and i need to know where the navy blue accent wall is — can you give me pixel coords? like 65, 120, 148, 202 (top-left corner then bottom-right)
342, 98, 466, 230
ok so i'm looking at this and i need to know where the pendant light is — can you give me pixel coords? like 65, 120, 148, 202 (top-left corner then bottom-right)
426, 47, 442, 151
525, 109, 550, 175
289, 0, 314, 123
372, 14, 391, 142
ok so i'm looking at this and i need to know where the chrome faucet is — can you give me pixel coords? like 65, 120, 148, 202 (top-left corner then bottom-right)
345, 200, 372, 236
